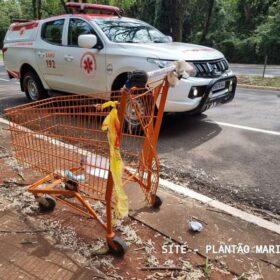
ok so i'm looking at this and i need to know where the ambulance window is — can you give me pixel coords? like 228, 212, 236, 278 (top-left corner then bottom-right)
68, 18, 96, 46
41, 19, 65, 45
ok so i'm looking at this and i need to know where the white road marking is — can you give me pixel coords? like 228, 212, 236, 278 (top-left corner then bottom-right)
0, 77, 20, 84
207, 121, 280, 136
0, 78, 10, 82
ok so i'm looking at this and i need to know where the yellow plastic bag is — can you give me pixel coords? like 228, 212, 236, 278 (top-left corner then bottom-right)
101, 101, 128, 221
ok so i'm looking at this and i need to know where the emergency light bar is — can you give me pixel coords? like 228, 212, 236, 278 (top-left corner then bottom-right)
66, 2, 122, 17
12, 19, 32, 23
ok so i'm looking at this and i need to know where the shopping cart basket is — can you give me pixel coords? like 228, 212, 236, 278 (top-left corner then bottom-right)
5, 64, 185, 255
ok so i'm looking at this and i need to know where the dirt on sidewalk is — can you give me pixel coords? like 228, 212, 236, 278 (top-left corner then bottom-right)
0, 121, 279, 279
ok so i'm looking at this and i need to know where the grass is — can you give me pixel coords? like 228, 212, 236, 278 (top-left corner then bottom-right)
203, 257, 210, 278
238, 75, 280, 88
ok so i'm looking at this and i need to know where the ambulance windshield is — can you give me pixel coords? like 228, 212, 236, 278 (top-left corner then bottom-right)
95, 18, 170, 43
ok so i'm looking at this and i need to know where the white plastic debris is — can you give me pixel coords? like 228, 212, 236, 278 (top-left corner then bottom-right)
189, 221, 203, 232
64, 170, 85, 182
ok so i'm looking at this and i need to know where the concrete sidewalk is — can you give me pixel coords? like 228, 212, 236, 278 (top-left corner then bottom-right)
126, 185, 280, 278
1, 120, 279, 279
0, 210, 99, 279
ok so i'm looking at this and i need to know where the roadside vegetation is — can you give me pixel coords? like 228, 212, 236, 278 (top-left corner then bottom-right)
238, 75, 280, 88
0, 0, 280, 64
0, 52, 3, 61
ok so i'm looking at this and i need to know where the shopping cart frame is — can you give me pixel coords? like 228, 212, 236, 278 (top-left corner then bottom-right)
5, 66, 178, 256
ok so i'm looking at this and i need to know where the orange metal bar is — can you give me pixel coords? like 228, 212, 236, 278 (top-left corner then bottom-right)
28, 178, 107, 229
105, 172, 115, 240
152, 78, 170, 146
74, 192, 107, 229
54, 195, 95, 219
28, 174, 53, 190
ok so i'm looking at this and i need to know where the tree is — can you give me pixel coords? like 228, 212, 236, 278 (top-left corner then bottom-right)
169, 0, 186, 41
200, 0, 214, 43
32, 0, 42, 19
153, 0, 186, 41
235, 0, 275, 36
255, 0, 280, 62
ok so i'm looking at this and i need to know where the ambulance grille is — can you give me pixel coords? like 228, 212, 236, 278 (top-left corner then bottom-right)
191, 59, 229, 78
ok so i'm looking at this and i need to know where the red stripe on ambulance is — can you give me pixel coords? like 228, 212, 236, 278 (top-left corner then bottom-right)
10, 21, 39, 32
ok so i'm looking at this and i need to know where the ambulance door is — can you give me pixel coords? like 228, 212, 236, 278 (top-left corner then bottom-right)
54, 17, 107, 94
35, 18, 67, 90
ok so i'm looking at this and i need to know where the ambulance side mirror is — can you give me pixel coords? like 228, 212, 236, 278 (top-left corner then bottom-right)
78, 34, 97, 49
166, 36, 173, 42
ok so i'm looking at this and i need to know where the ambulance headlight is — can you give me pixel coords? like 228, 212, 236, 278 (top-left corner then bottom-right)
147, 58, 173, 68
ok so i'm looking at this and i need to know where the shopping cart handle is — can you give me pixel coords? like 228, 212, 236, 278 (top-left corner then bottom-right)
125, 61, 188, 89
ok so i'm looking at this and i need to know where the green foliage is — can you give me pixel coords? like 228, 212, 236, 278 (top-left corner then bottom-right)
235, 0, 274, 36
203, 257, 210, 277
41, 0, 65, 17
0, 0, 279, 63
238, 75, 280, 88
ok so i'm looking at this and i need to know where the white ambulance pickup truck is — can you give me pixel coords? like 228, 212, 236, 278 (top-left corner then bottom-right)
3, 2, 236, 120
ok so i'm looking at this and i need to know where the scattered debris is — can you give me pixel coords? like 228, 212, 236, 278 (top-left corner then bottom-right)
259, 258, 280, 269
257, 263, 263, 280
0, 229, 49, 234
114, 220, 142, 245
2, 180, 29, 186
206, 208, 233, 216
233, 270, 264, 280
133, 246, 146, 251
191, 216, 208, 225
0, 184, 39, 214
189, 220, 203, 232
20, 240, 38, 245
140, 266, 190, 271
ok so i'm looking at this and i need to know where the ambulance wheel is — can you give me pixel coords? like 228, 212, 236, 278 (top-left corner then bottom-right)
108, 236, 128, 257
111, 77, 149, 134
152, 195, 162, 209
23, 71, 48, 101
38, 195, 56, 212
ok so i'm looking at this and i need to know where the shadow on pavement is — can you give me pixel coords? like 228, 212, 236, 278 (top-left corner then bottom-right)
159, 112, 222, 152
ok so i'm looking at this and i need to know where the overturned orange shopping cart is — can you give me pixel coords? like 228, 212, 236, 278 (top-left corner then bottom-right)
5, 64, 185, 255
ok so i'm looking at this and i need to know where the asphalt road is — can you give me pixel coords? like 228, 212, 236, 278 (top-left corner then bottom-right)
0, 64, 279, 216
230, 64, 280, 77
159, 87, 280, 215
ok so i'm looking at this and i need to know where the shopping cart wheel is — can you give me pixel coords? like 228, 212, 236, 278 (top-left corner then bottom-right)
38, 195, 56, 212
108, 236, 128, 257
152, 195, 162, 209
65, 180, 78, 192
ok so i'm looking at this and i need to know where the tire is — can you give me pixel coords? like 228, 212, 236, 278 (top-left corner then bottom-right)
108, 236, 128, 257
124, 95, 146, 134
112, 76, 151, 134
37, 195, 56, 212
152, 195, 162, 209
23, 71, 48, 101
112, 90, 156, 134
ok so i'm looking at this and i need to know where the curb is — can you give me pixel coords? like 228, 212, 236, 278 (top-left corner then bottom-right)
1, 117, 279, 236
0, 118, 9, 125
238, 84, 280, 91
159, 178, 280, 235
